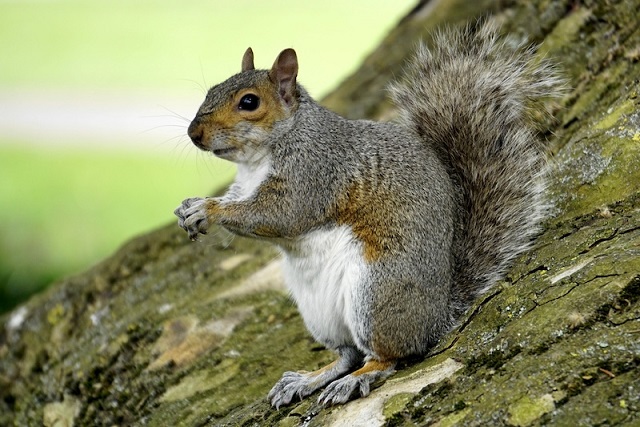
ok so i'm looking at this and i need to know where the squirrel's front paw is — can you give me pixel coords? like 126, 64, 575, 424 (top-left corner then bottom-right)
174, 197, 212, 241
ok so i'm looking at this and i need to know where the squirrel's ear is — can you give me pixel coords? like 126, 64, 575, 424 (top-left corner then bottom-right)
241, 48, 255, 71
269, 48, 298, 107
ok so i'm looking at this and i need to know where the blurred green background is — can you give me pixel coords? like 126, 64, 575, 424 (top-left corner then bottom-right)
0, 0, 414, 313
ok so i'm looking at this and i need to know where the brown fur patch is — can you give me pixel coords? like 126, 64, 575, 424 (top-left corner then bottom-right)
190, 77, 291, 153
334, 182, 401, 262
252, 225, 281, 238
202, 80, 288, 135
372, 335, 404, 361
351, 359, 394, 377
205, 199, 221, 217
306, 359, 339, 377
205, 177, 289, 238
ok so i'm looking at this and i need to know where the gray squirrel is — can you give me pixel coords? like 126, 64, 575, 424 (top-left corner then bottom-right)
174, 21, 563, 407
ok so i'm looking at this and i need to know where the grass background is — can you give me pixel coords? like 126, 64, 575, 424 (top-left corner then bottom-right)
0, 0, 415, 313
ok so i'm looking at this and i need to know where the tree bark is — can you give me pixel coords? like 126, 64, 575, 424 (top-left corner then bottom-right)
2, 0, 639, 426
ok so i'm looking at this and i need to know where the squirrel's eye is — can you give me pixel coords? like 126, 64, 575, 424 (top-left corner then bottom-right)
238, 94, 260, 111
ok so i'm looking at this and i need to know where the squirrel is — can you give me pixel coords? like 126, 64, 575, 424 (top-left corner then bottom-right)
174, 21, 563, 407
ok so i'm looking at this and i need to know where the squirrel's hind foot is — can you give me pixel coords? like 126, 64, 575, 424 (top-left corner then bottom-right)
317, 359, 395, 406
268, 346, 363, 408
268, 370, 326, 409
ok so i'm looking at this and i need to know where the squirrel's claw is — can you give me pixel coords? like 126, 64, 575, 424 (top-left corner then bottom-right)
268, 371, 316, 409
318, 360, 394, 406
174, 197, 210, 240
317, 374, 371, 406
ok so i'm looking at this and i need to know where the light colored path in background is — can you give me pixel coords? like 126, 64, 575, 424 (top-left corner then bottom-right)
0, 89, 203, 151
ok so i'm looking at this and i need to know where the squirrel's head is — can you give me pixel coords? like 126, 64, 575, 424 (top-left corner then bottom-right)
187, 47, 299, 163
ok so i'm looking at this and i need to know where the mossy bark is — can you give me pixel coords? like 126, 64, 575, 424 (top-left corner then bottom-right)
2, 0, 639, 426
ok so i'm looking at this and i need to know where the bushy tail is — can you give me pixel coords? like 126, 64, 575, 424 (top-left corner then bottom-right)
390, 21, 564, 310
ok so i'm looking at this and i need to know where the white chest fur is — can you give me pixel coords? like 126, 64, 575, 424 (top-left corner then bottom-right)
280, 225, 367, 349
226, 155, 272, 201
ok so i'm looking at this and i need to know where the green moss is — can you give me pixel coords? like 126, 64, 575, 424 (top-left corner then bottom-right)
383, 392, 415, 420
552, 132, 640, 223
46, 303, 65, 325
43, 395, 81, 427
160, 360, 240, 403
437, 408, 471, 427
507, 394, 555, 426
539, 6, 592, 57
277, 417, 302, 427
592, 99, 636, 130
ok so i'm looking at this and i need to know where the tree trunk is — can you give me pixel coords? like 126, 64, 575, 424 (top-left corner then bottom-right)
2, 0, 639, 426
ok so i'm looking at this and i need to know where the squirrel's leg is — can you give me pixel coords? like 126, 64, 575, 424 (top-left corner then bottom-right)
317, 358, 396, 406
268, 346, 363, 409
175, 178, 314, 240
175, 196, 285, 240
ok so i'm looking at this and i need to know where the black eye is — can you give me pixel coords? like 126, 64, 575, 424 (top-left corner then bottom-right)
238, 94, 260, 111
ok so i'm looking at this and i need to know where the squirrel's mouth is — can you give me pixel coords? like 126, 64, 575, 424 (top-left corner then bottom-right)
212, 147, 237, 157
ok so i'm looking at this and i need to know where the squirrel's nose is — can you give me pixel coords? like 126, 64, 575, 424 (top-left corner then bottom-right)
187, 119, 204, 148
